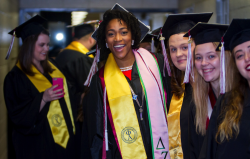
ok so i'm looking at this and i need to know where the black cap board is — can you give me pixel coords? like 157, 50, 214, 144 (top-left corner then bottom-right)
91, 3, 150, 42
8, 15, 47, 42
183, 22, 229, 45
86, 49, 96, 56
217, 19, 250, 51
66, 20, 98, 38
141, 27, 161, 43
151, 27, 161, 35
5, 15, 47, 59
162, 12, 213, 40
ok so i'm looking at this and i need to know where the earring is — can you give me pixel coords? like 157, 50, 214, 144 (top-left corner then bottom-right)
132, 40, 134, 46
106, 43, 109, 48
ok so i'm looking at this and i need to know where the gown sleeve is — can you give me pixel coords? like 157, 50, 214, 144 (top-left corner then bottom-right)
3, 67, 50, 135
198, 94, 225, 159
83, 73, 104, 159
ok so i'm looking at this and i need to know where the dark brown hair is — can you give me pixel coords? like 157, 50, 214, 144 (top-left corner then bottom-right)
17, 30, 54, 76
165, 39, 185, 98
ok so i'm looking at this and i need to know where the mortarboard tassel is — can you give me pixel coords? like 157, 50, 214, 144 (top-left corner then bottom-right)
84, 45, 100, 87
183, 30, 194, 83
220, 37, 225, 94
160, 29, 171, 77
151, 37, 155, 53
84, 21, 102, 87
5, 30, 16, 60
103, 88, 109, 151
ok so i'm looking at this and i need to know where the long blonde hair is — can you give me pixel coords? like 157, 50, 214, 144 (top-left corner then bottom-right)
192, 42, 236, 135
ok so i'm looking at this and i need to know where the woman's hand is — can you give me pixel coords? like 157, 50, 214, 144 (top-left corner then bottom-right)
42, 85, 65, 103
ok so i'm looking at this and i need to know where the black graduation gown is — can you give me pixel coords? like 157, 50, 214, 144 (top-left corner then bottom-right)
83, 53, 169, 159
167, 83, 193, 159
4, 66, 81, 159
199, 87, 250, 159
188, 102, 205, 159
188, 89, 217, 159
55, 49, 93, 103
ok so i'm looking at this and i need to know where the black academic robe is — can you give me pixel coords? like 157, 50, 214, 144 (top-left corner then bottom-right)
199, 87, 250, 159
55, 49, 93, 103
188, 102, 205, 159
188, 88, 217, 159
83, 53, 170, 159
4, 66, 81, 159
167, 83, 193, 159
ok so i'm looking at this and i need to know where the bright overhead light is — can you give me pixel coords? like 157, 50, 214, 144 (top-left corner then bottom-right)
56, 33, 64, 41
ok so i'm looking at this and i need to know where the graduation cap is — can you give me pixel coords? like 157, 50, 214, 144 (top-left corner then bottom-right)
141, 33, 156, 43
66, 20, 98, 38
9, 15, 47, 41
162, 13, 213, 40
183, 22, 229, 45
6, 15, 47, 59
86, 49, 96, 56
66, 20, 99, 28
91, 3, 150, 42
141, 27, 161, 42
217, 19, 250, 52
141, 27, 161, 53
214, 19, 250, 94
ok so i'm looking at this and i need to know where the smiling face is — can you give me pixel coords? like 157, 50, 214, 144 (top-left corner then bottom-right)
169, 33, 195, 71
233, 40, 250, 86
32, 33, 50, 64
105, 19, 134, 65
195, 42, 220, 84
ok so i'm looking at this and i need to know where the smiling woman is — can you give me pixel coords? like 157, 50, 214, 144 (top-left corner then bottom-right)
168, 33, 194, 72
17, 29, 51, 75
184, 23, 235, 159
161, 13, 212, 159
234, 41, 250, 84
195, 42, 220, 84
83, 3, 171, 159
105, 18, 135, 67
96, 7, 141, 63
199, 19, 250, 159
3, 15, 80, 159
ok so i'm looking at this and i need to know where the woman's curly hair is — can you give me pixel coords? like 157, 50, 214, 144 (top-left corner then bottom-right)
97, 9, 141, 60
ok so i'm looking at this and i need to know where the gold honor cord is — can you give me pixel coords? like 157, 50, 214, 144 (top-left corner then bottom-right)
64, 41, 94, 58
167, 84, 185, 159
16, 62, 75, 148
104, 53, 147, 159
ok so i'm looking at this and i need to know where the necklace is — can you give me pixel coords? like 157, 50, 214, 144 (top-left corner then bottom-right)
120, 65, 133, 72
128, 84, 144, 120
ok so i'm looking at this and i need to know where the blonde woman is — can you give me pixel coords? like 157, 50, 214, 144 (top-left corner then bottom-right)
199, 19, 250, 159
183, 23, 235, 159
161, 13, 212, 159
